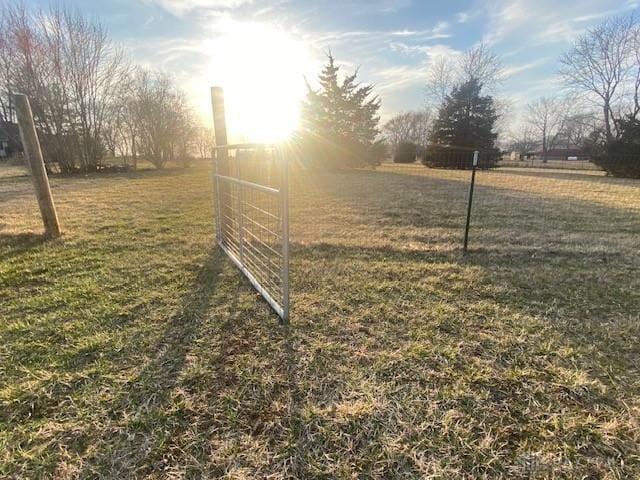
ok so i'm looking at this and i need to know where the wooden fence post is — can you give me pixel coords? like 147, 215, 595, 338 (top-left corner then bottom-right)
211, 86, 231, 242
211, 87, 228, 152
12, 93, 62, 239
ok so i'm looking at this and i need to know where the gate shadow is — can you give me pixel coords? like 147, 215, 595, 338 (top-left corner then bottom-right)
76, 247, 304, 477
77, 248, 228, 475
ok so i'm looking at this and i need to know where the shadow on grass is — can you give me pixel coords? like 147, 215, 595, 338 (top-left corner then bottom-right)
0, 231, 49, 254
69, 240, 637, 477
124, 248, 226, 396
77, 247, 303, 477
291, 241, 639, 373
77, 248, 229, 475
52, 165, 197, 181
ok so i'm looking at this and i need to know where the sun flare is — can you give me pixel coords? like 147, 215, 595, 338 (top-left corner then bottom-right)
206, 22, 313, 143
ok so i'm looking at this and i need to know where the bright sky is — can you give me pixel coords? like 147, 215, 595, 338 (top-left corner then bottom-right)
26, 0, 639, 141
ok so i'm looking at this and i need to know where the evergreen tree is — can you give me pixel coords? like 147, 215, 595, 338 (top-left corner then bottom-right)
300, 54, 382, 168
593, 116, 640, 178
423, 78, 499, 169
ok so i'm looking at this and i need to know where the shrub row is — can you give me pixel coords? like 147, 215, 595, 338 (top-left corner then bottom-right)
592, 155, 640, 179
393, 143, 499, 169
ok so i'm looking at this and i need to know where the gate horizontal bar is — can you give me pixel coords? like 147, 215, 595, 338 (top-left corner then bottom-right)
213, 143, 275, 151
215, 173, 280, 195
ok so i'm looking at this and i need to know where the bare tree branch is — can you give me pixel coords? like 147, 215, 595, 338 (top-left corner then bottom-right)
559, 14, 636, 142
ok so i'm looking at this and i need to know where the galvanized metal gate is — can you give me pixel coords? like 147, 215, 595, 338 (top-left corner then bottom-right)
212, 144, 290, 321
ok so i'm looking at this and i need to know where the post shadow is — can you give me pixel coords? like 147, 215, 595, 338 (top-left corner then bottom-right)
0, 231, 50, 255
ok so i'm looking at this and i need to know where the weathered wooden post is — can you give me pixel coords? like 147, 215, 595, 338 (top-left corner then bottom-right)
12, 93, 62, 239
211, 87, 228, 154
210, 87, 231, 243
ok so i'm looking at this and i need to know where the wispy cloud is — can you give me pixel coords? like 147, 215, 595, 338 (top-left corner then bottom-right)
482, 0, 638, 47
456, 11, 472, 23
502, 57, 553, 77
375, 43, 462, 99
142, 0, 254, 17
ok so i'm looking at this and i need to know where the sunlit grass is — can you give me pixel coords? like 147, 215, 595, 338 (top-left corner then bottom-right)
1, 162, 639, 478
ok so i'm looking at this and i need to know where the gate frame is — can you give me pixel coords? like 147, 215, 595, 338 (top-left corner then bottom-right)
212, 143, 290, 322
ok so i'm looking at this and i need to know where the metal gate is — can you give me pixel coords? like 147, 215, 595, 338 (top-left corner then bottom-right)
213, 144, 289, 321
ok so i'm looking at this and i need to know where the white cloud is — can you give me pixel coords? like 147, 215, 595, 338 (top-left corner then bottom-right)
389, 42, 460, 58
456, 11, 471, 23
432, 21, 449, 33
142, 15, 156, 28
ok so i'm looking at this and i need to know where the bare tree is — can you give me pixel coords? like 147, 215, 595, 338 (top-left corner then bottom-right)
506, 124, 539, 154
174, 105, 197, 167
120, 73, 142, 169
0, 3, 130, 172
412, 109, 431, 147
558, 111, 601, 149
383, 112, 415, 147
43, 7, 127, 169
1, 3, 207, 173
425, 57, 456, 106
132, 70, 195, 169
460, 42, 504, 91
526, 96, 575, 161
426, 42, 504, 107
0, 3, 70, 166
559, 14, 637, 143
383, 109, 432, 148
194, 126, 214, 159
0, 10, 14, 126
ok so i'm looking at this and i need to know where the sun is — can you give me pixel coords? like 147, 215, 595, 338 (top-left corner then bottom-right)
206, 22, 313, 143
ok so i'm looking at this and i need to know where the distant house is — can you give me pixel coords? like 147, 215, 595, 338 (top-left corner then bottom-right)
0, 122, 22, 159
509, 151, 536, 161
540, 148, 590, 161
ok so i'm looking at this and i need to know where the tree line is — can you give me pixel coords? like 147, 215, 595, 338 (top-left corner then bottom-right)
509, 14, 640, 177
0, 3, 212, 173
3, 2, 638, 178
299, 44, 503, 170
376, 13, 640, 177
379, 43, 503, 168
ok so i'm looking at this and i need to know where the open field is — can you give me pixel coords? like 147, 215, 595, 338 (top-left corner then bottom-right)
1, 162, 639, 478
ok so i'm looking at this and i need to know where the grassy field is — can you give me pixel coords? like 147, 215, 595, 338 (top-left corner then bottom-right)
1, 162, 639, 478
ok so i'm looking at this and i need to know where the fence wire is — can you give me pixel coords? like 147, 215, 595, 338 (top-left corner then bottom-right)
211, 145, 638, 319
287, 148, 640, 258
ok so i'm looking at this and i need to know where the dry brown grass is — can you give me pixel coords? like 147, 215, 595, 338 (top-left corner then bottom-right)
1, 162, 639, 478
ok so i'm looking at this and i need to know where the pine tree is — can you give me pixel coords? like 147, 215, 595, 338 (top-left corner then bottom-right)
424, 78, 499, 169
593, 116, 640, 178
300, 54, 382, 168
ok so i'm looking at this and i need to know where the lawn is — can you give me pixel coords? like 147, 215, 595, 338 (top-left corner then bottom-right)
1, 161, 639, 478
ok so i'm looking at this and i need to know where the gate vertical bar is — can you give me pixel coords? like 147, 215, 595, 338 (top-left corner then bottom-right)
236, 150, 245, 265
213, 153, 222, 241
281, 146, 290, 322
463, 150, 479, 252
